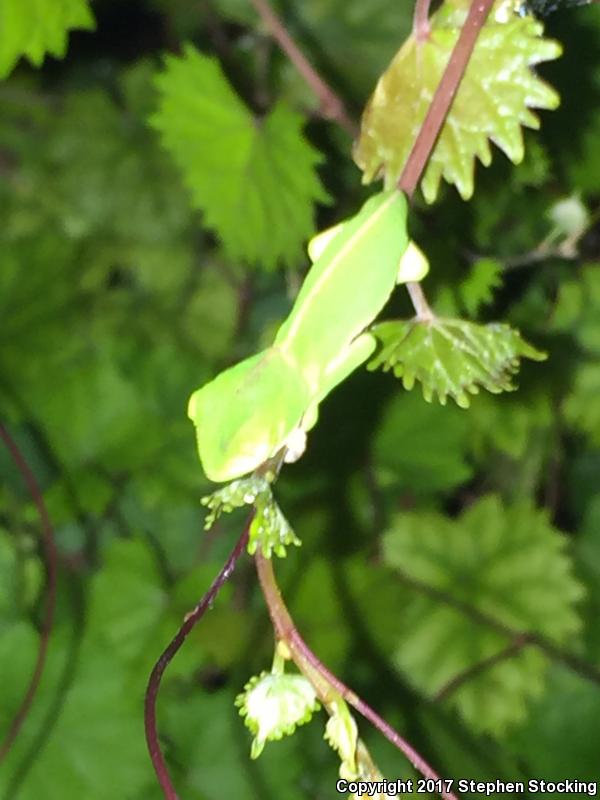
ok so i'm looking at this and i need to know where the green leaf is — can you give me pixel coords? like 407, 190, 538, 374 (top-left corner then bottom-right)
354, 3, 561, 202
382, 496, 584, 736
0, 629, 151, 800
286, 558, 352, 674
564, 107, 600, 198
249, 492, 302, 558
0, 528, 43, 623
576, 494, 600, 660
551, 265, 600, 354
84, 538, 166, 666
564, 362, 600, 445
510, 666, 600, 784
162, 685, 312, 800
151, 45, 328, 269
0, 0, 95, 78
201, 475, 272, 529
372, 391, 473, 495
323, 698, 358, 778
34, 352, 160, 472
236, 671, 320, 758
458, 258, 503, 317
201, 476, 301, 558
368, 317, 546, 408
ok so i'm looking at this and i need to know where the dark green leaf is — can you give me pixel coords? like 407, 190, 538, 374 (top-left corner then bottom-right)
368, 317, 546, 408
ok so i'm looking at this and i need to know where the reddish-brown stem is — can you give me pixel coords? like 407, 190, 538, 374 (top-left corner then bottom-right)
396, 567, 600, 688
399, 0, 496, 197
413, 0, 432, 41
400, 0, 496, 311
249, 0, 357, 135
434, 635, 532, 701
255, 553, 459, 800
144, 518, 252, 800
0, 423, 57, 764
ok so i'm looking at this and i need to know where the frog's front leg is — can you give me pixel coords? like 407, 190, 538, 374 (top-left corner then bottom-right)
283, 334, 376, 463
300, 333, 376, 436
283, 427, 308, 463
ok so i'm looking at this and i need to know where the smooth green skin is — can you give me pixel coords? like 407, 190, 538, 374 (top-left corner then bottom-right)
188, 190, 427, 483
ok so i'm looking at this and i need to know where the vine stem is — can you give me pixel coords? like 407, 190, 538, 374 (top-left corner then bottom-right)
0, 423, 57, 763
399, 0, 496, 309
398, 0, 496, 197
248, 0, 357, 135
406, 282, 435, 321
413, 0, 432, 41
255, 552, 459, 800
144, 517, 252, 800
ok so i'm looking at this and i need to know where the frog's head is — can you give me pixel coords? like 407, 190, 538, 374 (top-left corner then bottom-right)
188, 349, 310, 483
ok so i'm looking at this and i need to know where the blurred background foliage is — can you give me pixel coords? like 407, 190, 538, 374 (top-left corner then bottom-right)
1, 1, 600, 798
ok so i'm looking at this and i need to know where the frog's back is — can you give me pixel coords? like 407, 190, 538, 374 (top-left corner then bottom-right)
275, 191, 408, 365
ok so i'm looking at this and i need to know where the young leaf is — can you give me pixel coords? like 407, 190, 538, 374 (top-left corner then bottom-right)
236, 672, 320, 758
354, 2, 561, 202
201, 477, 301, 557
382, 496, 584, 736
323, 697, 359, 778
201, 475, 273, 529
0, 0, 95, 78
368, 317, 546, 408
151, 45, 328, 270
249, 492, 302, 558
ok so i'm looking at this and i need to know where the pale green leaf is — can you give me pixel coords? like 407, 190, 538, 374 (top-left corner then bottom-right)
236, 672, 320, 758
151, 45, 328, 269
323, 698, 358, 777
354, 3, 561, 202
382, 496, 584, 735
0, 0, 95, 78
368, 317, 546, 408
